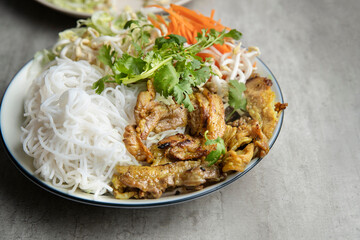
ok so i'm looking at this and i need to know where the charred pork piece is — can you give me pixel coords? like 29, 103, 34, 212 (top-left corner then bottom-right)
188, 88, 226, 140
123, 125, 153, 162
275, 102, 288, 113
149, 144, 172, 166
112, 161, 221, 199
181, 164, 221, 187
222, 143, 255, 172
188, 92, 209, 136
153, 104, 187, 133
225, 117, 269, 158
157, 134, 210, 161
244, 76, 286, 139
134, 80, 187, 140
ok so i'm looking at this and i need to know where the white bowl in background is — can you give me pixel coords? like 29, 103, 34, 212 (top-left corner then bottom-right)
34, 0, 193, 18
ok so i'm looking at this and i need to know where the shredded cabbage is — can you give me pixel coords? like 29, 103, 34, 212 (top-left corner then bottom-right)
51, 10, 161, 69
78, 11, 115, 36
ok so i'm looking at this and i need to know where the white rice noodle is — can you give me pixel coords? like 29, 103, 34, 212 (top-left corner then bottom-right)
21, 58, 142, 197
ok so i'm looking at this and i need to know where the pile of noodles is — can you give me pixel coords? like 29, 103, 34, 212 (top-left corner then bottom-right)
21, 58, 145, 196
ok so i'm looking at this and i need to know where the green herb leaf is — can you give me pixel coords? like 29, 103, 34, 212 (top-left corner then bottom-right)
140, 31, 151, 46
113, 54, 146, 75
124, 20, 140, 29
155, 34, 187, 49
192, 65, 211, 86
173, 82, 194, 111
97, 45, 114, 67
224, 29, 242, 40
204, 130, 226, 166
143, 51, 163, 68
227, 80, 247, 121
193, 28, 242, 50
93, 75, 109, 94
191, 59, 201, 70
154, 63, 179, 96
168, 34, 187, 45
229, 80, 247, 111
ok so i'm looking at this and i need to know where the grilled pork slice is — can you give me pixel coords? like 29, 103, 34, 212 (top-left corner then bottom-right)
244, 76, 286, 139
149, 144, 172, 166
220, 116, 270, 172
188, 92, 209, 136
157, 134, 210, 161
123, 125, 153, 162
153, 104, 188, 133
188, 88, 226, 140
222, 143, 255, 172
134, 80, 187, 140
112, 161, 221, 199
225, 117, 269, 158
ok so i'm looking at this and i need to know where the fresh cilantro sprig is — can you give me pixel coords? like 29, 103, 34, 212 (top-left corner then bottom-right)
186, 28, 242, 53
204, 130, 226, 166
226, 80, 247, 121
93, 27, 242, 111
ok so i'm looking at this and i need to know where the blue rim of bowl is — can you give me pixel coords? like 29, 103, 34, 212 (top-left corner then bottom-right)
0, 57, 284, 208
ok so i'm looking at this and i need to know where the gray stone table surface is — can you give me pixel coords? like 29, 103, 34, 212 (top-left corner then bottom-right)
0, 0, 359, 239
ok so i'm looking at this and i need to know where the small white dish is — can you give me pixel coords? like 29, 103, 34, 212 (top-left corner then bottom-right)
0, 57, 285, 208
34, 0, 193, 18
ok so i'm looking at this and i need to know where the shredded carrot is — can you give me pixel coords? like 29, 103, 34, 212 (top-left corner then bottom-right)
156, 15, 167, 26
253, 62, 257, 68
148, 16, 161, 32
196, 52, 219, 68
213, 43, 232, 54
196, 52, 215, 60
147, 4, 232, 49
210, 9, 215, 20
